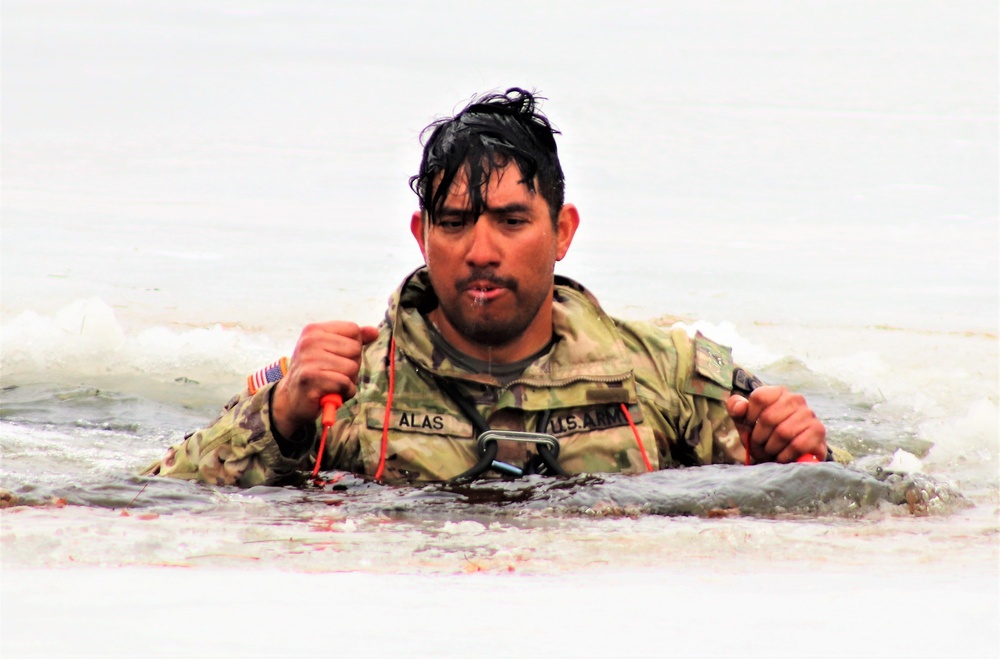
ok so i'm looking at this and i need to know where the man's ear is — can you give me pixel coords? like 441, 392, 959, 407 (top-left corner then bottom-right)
555, 203, 580, 261
410, 211, 428, 262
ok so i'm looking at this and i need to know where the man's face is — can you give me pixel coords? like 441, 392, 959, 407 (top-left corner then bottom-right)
411, 164, 577, 358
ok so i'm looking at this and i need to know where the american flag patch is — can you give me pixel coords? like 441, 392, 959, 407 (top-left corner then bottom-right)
247, 357, 288, 394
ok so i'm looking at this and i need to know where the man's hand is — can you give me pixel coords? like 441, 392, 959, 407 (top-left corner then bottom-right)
271, 322, 380, 438
726, 385, 827, 464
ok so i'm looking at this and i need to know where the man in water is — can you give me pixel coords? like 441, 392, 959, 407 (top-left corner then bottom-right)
145, 88, 831, 486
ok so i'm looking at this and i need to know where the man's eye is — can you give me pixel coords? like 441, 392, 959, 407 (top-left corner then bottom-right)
501, 217, 527, 227
439, 219, 467, 231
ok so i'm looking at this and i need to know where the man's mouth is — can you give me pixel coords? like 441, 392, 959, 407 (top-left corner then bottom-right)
456, 272, 517, 304
466, 281, 505, 303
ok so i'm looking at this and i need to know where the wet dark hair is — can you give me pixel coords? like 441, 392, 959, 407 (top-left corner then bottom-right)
409, 88, 565, 225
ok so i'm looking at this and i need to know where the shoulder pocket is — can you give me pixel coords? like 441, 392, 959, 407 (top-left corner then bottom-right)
683, 332, 734, 401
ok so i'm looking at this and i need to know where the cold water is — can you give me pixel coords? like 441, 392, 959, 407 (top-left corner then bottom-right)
1, 2, 997, 656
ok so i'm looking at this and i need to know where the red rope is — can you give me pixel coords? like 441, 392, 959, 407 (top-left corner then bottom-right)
312, 425, 331, 479
374, 335, 396, 481
620, 403, 653, 472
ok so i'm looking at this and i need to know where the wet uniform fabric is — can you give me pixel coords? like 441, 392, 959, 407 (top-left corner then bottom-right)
145, 268, 754, 486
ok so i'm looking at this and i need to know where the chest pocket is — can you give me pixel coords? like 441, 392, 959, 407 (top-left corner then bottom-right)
544, 402, 657, 475
359, 403, 477, 482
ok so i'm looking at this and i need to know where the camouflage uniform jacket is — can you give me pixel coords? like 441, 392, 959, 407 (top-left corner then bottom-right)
144, 268, 748, 486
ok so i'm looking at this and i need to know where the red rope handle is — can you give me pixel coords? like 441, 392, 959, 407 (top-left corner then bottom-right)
312, 393, 343, 479
620, 403, 653, 472
374, 335, 396, 481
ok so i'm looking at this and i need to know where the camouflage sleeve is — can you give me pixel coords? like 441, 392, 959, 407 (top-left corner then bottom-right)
620, 321, 747, 467
666, 327, 747, 466
140, 383, 316, 487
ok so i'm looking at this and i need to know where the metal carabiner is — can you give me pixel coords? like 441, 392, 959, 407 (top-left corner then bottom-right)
476, 430, 562, 478
476, 430, 560, 458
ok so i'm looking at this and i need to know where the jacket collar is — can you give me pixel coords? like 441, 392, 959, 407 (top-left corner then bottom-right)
386, 267, 633, 386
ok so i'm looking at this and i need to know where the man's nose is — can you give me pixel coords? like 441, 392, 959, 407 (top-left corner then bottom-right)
464, 219, 501, 267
